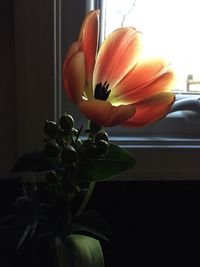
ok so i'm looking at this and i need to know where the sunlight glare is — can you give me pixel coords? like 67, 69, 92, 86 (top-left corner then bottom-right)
105, 0, 200, 92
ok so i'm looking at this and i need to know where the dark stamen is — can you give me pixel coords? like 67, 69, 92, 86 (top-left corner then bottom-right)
94, 81, 111, 101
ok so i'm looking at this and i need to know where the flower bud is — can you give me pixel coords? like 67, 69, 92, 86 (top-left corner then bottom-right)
82, 140, 97, 158
44, 120, 59, 138
61, 145, 78, 163
96, 140, 109, 155
71, 128, 78, 136
59, 113, 74, 133
95, 131, 109, 144
44, 142, 60, 157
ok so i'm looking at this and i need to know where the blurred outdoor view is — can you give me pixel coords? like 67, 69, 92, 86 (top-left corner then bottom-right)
104, 0, 200, 94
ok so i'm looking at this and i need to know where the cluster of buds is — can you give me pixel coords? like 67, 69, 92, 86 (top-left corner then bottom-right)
43, 113, 110, 205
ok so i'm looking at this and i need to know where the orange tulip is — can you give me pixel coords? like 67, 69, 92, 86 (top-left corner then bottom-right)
63, 10, 176, 127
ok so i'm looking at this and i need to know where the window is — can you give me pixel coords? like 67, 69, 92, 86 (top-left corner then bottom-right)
104, 0, 200, 95
15, 0, 200, 179
98, 0, 200, 180
82, 0, 200, 180
90, 0, 200, 142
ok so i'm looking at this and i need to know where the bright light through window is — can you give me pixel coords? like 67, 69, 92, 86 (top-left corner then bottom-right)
104, 0, 200, 94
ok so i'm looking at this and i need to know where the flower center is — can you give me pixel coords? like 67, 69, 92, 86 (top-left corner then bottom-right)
94, 82, 111, 101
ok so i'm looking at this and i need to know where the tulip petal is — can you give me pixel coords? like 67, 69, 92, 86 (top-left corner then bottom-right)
79, 10, 99, 88
110, 69, 176, 105
93, 27, 143, 91
110, 58, 174, 101
78, 100, 136, 127
121, 92, 175, 127
62, 41, 80, 73
63, 51, 85, 104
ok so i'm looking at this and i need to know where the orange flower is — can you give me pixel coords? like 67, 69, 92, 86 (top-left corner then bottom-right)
63, 10, 176, 127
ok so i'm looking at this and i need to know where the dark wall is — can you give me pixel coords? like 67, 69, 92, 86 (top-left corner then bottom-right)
0, 0, 56, 175
0, 0, 17, 175
88, 181, 200, 267
0, 179, 200, 267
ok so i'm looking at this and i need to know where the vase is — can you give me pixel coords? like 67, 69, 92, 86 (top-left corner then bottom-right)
15, 175, 105, 267
55, 234, 105, 267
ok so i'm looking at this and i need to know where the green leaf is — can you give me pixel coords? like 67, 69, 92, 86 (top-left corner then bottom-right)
80, 143, 136, 182
72, 209, 111, 241
11, 151, 55, 173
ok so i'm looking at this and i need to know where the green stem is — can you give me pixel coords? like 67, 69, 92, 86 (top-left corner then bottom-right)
74, 182, 95, 218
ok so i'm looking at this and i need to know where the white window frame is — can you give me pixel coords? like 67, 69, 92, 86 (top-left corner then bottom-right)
15, 0, 200, 180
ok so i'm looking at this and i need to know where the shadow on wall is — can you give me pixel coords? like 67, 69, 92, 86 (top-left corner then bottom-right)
0, 0, 17, 175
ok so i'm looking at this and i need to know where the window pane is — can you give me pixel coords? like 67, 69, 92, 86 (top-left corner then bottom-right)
104, 0, 200, 94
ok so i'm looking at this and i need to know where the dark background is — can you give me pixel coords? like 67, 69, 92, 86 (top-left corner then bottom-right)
0, 0, 17, 175
1, 177, 200, 267
89, 181, 200, 267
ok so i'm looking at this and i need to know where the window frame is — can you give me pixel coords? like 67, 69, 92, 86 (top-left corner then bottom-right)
15, 0, 200, 180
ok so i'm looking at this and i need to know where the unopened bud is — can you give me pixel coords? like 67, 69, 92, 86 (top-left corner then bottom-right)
61, 145, 78, 163
44, 120, 59, 138
59, 113, 74, 132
